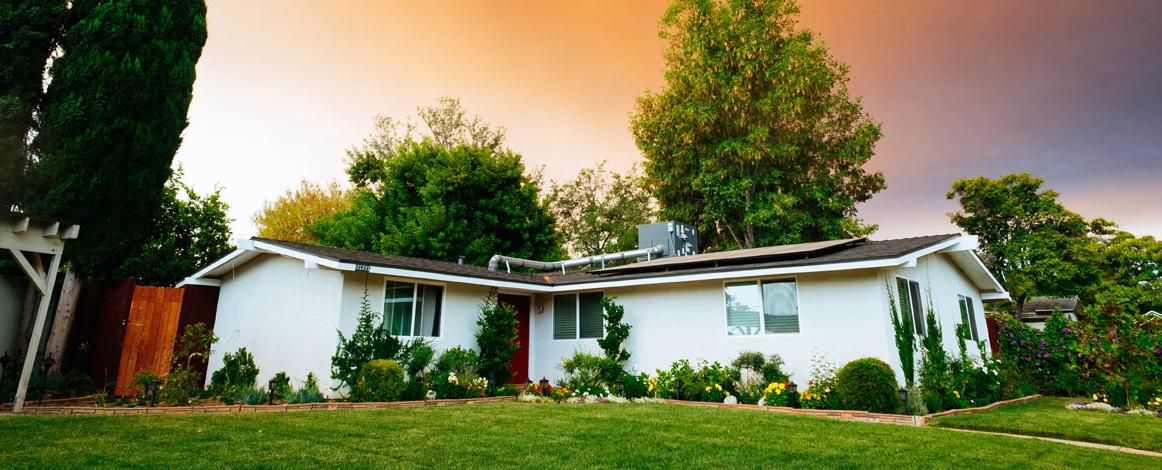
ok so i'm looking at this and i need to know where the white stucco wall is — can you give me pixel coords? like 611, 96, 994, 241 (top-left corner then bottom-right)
208, 254, 344, 393
889, 253, 991, 360
0, 276, 25, 362
529, 269, 897, 386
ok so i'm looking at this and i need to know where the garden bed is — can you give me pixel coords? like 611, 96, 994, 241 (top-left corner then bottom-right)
4, 396, 515, 416
929, 396, 1162, 453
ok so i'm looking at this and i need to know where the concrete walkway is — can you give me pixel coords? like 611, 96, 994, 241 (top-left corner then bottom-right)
939, 427, 1162, 458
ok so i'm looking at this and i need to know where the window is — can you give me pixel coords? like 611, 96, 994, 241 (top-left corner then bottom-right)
958, 295, 980, 342
553, 292, 604, 339
896, 277, 925, 336
725, 280, 799, 335
384, 280, 443, 337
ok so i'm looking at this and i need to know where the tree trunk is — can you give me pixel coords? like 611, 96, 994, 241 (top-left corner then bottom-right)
43, 268, 82, 374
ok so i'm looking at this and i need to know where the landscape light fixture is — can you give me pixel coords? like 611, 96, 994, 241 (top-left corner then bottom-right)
147, 379, 161, 407
269, 377, 279, 405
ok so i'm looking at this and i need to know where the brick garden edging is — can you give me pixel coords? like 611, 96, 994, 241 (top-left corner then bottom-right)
5, 396, 516, 416
657, 394, 1043, 427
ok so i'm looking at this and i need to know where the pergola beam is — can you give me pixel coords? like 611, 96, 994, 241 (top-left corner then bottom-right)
11, 251, 62, 413
8, 249, 48, 295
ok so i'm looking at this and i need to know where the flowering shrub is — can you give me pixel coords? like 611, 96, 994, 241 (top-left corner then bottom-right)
350, 359, 405, 402
703, 383, 728, 403
798, 387, 827, 409
762, 382, 792, 407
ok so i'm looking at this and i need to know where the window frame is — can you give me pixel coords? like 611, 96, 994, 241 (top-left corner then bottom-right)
896, 276, 926, 337
552, 290, 605, 340
722, 277, 801, 336
380, 277, 447, 338
958, 294, 980, 342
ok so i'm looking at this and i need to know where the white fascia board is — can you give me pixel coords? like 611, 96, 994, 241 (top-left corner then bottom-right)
176, 277, 222, 288
179, 239, 257, 284
350, 263, 553, 292
982, 291, 1012, 302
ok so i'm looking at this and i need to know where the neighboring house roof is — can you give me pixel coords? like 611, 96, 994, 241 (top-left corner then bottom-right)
178, 234, 1009, 299
1019, 296, 1080, 322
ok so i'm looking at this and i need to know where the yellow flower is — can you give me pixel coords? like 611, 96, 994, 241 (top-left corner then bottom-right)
715, 384, 722, 391
725, 391, 731, 397
953, 390, 961, 398
705, 386, 712, 392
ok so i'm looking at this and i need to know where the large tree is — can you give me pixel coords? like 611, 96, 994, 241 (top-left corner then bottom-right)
116, 167, 232, 286
547, 161, 655, 257
318, 98, 562, 265
28, 0, 208, 278
1087, 230, 1162, 320
632, 0, 885, 251
946, 173, 1101, 314
0, 0, 66, 210
253, 180, 352, 244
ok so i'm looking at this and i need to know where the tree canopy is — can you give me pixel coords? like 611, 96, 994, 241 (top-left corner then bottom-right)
546, 162, 655, 257
117, 168, 232, 286
27, 0, 208, 278
253, 180, 352, 244
947, 173, 1104, 313
632, 0, 885, 251
317, 98, 561, 265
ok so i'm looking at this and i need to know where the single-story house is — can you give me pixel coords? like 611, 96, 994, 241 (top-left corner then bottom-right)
1019, 296, 1080, 330
179, 230, 1008, 396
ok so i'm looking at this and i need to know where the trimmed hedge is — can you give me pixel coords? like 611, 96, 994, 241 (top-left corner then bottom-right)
835, 357, 901, 413
351, 359, 405, 402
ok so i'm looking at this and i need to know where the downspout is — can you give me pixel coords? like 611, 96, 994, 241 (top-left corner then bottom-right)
487, 245, 665, 273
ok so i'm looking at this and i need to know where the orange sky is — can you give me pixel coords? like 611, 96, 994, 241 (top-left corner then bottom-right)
175, 0, 1162, 241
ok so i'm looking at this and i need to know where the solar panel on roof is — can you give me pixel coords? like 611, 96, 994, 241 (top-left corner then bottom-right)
590, 238, 866, 275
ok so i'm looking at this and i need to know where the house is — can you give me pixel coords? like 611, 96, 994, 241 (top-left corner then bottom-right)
179, 228, 1008, 396
1019, 296, 1080, 330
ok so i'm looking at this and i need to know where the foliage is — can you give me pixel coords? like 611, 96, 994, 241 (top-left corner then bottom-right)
28, 0, 208, 277
619, 372, 650, 399
170, 323, 217, 371
946, 173, 1101, 312
919, 304, 951, 412
1087, 230, 1162, 318
596, 296, 631, 383
560, 351, 606, 391
475, 288, 519, 388
286, 373, 326, 404
319, 98, 562, 265
350, 359, 405, 402
632, 0, 885, 251
905, 387, 928, 416
116, 167, 232, 285
730, 351, 788, 393
806, 352, 841, 409
798, 387, 827, 410
233, 385, 266, 406
886, 282, 916, 387
546, 161, 655, 257
252, 180, 353, 244
132, 370, 161, 400
730, 351, 766, 373
431, 347, 480, 400
269, 372, 292, 401
158, 368, 198, 405
399, 338, 435, 380
834, 357, 900, 414
763, 381, 793, 407
332, 289, 401, 392
0, 0, 66, 210
209, 348, 259, 397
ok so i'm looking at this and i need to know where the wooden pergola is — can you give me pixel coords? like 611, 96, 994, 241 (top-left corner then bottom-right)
1, 212, 78, 413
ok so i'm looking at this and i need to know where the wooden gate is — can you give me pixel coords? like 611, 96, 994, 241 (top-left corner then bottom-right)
112, 286, 185, 396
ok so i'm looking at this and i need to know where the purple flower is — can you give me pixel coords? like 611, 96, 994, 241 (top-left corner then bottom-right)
1154, 348, 1160, 356
1020, 340, 1025, 346
1063, 327, 1071, 334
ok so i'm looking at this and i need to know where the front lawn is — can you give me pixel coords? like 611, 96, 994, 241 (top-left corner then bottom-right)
2, 402, 1157, 468
930, 397, 1162, 452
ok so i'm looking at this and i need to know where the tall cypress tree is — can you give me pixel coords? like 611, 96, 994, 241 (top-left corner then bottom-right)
0, 0, 67, 210
29, 0, 208, 277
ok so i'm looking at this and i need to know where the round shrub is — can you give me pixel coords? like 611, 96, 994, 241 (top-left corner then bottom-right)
352, 359, 405, 402
835, 357, 901, 413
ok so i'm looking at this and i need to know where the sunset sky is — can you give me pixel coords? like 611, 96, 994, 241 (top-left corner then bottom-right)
174, 0, 1162, 243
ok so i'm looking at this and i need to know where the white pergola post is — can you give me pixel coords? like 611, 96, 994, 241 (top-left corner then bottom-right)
1, 213, 78, 413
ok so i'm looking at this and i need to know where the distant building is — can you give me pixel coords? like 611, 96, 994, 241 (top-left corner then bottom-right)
1019, 296, 1080, 330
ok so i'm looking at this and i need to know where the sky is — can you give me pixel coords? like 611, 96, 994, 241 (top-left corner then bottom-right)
174, 0, 1162, 243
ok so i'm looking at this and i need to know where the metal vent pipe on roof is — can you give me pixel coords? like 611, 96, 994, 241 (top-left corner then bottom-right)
487, 244, 665, 273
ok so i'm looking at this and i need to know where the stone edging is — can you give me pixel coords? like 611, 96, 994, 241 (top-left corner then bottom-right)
4, 396, 516, 416
922, 394, 1042, 422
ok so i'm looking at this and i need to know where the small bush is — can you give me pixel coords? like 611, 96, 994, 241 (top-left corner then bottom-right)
133, 371, 161, 400
351, 359, 405, 402
401, 379, 427, 401
560, 351, 607, 390
835, 357, 901, 413
234, 385, 266, 405
905, 386, 927, 416
620, 372, 650, 399
209, 348, 259, 397
400, 339, 435, 380
270, 371, 293, 401
432, 347, 481, 399
475, 289, 519, 388
286, 373, 325, 404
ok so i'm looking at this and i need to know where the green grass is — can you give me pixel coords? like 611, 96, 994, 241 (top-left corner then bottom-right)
930, 396, 1162, 452
1, 402, 1157, 468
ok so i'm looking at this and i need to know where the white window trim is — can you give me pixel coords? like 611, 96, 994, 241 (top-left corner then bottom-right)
896, 275, 926, 337
552, 290, 604, 341
381, 277, 447, 339
958, 294, 980, 342
722, 276, 801, 336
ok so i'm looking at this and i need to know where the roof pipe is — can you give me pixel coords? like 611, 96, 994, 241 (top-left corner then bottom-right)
488, 244, 665, 273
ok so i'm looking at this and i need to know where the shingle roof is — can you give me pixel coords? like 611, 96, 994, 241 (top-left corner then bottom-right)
253, 233, 960, 287
1020, 296, 1080, 315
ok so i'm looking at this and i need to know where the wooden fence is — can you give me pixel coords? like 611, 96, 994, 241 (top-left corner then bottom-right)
112, 286, 186, 397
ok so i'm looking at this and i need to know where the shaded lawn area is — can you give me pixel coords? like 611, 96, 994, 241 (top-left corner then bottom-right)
930, 396, 1162, 452
1, 402, 1157, 468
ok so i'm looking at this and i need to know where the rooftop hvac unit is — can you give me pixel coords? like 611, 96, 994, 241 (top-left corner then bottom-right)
637, 221, 698, 258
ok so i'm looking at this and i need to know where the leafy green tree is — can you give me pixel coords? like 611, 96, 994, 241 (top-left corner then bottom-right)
28, 0, 208, 277
1087, 230, 1162, 320
320, 99, 561, 265
631, 0, 885, 251
475, 288, 518, 388
946, 173, 1101, 313
596, 296, 631, 383
0, 0, 66, 210
547, 162, 655, 257
116, 168, 232, 286
886, 282, 916, 388
253, 180, 352, 244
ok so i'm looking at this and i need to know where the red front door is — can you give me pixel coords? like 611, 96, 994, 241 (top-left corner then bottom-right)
498, 294, 530, 384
